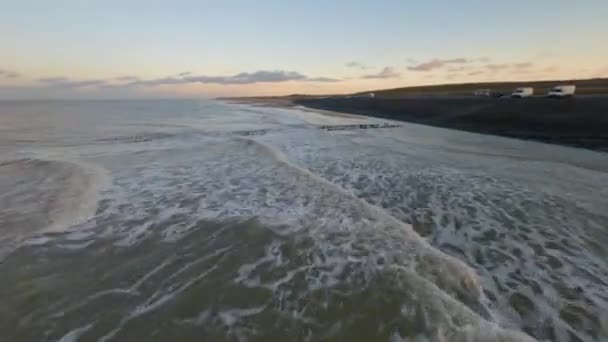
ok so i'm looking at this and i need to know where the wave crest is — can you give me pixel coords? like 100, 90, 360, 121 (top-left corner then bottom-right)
0, 158, 110, 257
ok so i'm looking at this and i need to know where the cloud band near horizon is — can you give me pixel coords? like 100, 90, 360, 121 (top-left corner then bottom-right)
37, 70, 341, 89
407, 58, 470, 72
0, 69, 20, 79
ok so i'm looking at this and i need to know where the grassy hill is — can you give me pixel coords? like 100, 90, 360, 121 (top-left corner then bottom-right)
355, 78, 608, 98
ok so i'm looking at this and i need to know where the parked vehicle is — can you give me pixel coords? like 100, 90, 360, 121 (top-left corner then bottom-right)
547, 85, 576, 98
512, 87, 534, 98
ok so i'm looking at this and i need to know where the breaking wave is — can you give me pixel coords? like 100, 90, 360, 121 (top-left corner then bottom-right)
1, 100, 606, 341
0, 158, 110, 258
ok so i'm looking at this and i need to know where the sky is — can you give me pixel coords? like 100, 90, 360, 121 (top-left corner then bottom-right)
1, 0, 608, 99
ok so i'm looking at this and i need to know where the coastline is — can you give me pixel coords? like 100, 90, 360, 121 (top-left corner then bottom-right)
222, 96, 374, 121
223, 95, 608, 152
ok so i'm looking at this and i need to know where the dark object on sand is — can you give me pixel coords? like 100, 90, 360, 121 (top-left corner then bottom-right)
319, 123, 400, 131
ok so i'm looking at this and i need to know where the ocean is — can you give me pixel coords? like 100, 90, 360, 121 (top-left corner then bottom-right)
0, 99, 607, 341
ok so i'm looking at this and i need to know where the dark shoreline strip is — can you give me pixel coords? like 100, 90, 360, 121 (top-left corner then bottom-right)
295, 97, 608, 152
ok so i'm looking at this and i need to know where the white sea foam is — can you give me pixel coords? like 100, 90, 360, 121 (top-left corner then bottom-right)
82, 132, 540, 339
219, 306, 266, 327
5, 101, 606, 341
246, 108, 608, 341
57, 323, 94, 342
0, 158, 110, 258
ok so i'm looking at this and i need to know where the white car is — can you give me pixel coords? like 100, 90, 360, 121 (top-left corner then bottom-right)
512, 87, 534, 98
547, 85, 576, 98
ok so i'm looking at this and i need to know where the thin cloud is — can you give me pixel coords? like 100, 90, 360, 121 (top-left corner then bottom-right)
543, 66, 559, 73
39, 77, 106, 88
184, 70, 333, 84
37, 70, 339, 89
407, 58, 470, 72
406, 58, 418, 64
137, 76, 184, 86
39, 77, 70, 84
0, 69, 20, 79
345, 61, 373, 70
115, 75, 141, 82
447, 66, 471, 73
68, 80, 107, 87
308, 76, 341, 82
485, 64, 511, 71
514, 62, 534, 69
467, 70, 485, 76
408, 60, 444, 72
485, 62, 534, 72
513, 62, 534, 74
361, 66, 401, 79
131, 70, 340, 86
178, 71, 192, 77
443, 58, 469, 64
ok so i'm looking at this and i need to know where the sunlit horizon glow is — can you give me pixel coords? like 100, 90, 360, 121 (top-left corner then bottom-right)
1, 0, 607, 99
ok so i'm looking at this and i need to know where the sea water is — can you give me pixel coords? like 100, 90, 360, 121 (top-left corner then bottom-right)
0, 100, 607, 341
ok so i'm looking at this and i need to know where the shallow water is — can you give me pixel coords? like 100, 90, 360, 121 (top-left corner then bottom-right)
0, 100, 607, 341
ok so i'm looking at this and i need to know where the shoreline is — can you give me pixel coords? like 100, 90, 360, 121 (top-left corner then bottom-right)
221, 97, 383, 121
224, 96, 608, 152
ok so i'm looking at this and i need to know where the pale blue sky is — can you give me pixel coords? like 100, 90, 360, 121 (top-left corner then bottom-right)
1, 0, 607, 98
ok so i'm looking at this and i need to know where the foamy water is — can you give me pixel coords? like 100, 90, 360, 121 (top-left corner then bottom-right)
0, 100, 607, 341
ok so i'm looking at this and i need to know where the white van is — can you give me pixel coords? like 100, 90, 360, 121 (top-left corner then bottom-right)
512, 87, 534, 98
548, 85, 576, 98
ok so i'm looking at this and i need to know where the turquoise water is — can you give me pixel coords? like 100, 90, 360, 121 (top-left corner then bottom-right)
0, 100, 607, 341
